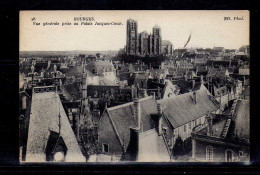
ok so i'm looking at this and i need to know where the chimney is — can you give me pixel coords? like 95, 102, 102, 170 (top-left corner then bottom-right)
157, 86, 161, 100
200, 75, 204, 84
133, 98, 141, 129
193, 91, 197, 104
152, 91, 156, 99
184, 75, 188, 81
192, 80, 196, 89
124, 127, 140, 161
156, 103, 163, 136
206, 113, 213, 136
131, 85, 135, 99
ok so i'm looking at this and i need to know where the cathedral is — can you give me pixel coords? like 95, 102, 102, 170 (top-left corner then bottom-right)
126, 19, 173, 56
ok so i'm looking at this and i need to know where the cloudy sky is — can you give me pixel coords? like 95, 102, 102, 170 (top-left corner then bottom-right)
20, 10, 249, 51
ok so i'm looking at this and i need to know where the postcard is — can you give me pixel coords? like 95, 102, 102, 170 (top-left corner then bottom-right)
19, 10, 249, 163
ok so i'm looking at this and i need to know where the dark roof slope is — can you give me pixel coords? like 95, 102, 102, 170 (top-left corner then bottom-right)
105, 96, 158, 148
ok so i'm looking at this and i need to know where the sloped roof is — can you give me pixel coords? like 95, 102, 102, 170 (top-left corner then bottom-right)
26, 89, 85, 162
63, 66, 83, 78
64, 83, 81, 101
138, 129, 170, 162
158, 85, 219, 128
104, 96, 158, 149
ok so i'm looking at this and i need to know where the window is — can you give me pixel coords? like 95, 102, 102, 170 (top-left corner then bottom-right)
198, 118, 201, 125
162, 127, 167, 134
239, 151, 243, 157
189, 123, 191, 130
206, 146, 213, 162
102, 144, 109, 154
184, 125, 187, 132
195, 120, 197, 126
225, 150, 233, 162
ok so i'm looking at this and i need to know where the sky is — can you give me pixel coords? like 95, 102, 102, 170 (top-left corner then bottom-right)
20, 10, 249, 51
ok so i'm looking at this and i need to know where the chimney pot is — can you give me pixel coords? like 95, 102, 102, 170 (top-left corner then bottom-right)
133, 98, 141, 129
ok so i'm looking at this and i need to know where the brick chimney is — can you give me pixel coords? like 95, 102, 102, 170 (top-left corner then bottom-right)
133, 98, 141, 129
206, 113, 213, 136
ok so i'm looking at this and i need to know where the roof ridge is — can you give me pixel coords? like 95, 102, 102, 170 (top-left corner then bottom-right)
107, 96, 154, 111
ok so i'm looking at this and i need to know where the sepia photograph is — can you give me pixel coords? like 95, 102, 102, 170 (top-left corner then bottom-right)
19, 10, 250, 163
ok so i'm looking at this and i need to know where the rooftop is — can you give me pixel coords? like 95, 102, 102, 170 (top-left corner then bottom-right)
102, 96, 158, 149
158, 85, 219, 128
26, 87, 85, 162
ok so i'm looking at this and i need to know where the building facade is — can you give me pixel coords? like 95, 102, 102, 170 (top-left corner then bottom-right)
126, 19, 163, 56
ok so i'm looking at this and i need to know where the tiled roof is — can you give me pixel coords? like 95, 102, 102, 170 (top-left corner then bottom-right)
158, 85, 219, 128
105, 96, 158, 149
63, 66, 83, 78
64, 83, 81, 101
197, 119, 227, 138
26, 90, 85, 162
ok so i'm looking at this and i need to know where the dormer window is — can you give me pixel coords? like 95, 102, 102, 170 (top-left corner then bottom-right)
102, 143, 109, 154
45, 131, 68, 162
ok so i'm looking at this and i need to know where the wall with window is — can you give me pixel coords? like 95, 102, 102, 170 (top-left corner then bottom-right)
193, 139, 249, 162
98, 111, 123, 156
172, 115, 206, 144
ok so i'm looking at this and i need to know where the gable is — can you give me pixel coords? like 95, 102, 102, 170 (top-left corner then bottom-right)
98, 110, 123, 155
